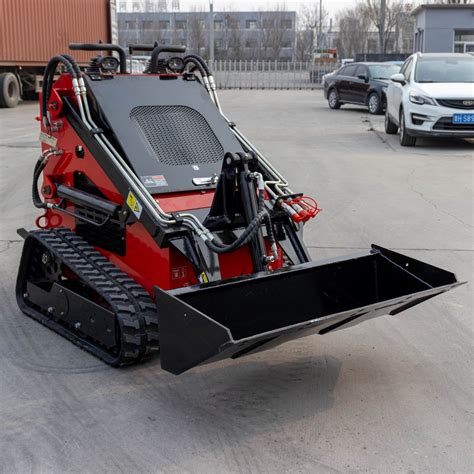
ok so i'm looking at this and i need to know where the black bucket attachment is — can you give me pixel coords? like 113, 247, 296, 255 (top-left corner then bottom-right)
155, 245, 463, 374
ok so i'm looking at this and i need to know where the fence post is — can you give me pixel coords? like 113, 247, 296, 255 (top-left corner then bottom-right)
238, 60, 241, 89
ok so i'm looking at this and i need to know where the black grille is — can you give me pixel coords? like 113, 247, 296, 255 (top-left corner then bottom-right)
130, 105, 224, 166
433, 117, 474, 131
437, 99, 474, 110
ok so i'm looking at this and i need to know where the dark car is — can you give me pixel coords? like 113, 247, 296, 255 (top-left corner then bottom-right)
323, 62, 401, 114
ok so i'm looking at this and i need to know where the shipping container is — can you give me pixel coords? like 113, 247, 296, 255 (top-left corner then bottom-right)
0, 0, 116, 107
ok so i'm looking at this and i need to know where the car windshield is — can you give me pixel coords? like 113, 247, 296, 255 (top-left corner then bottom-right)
368, 64, 400, 79
415, 56, 474, 83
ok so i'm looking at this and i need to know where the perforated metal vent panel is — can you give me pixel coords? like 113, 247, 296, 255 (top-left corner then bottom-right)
130, 105, 224, 167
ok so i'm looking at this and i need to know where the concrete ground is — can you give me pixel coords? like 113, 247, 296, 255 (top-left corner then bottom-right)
0, 92, 472, 473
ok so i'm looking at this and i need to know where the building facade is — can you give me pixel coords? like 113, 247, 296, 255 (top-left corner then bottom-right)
412, 4, 474, 53
118, 11, 297, 60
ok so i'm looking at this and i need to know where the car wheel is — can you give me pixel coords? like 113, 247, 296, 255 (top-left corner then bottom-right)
368, 92, 383, 115
328, 89, 341, 110
0, 72, 20, 108
399, 109, 416, 146
385, 110, 398, 134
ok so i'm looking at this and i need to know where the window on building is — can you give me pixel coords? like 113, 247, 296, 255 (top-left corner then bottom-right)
175, 20, 187, 30
246, 20, 257, 29
246, 38, 258, 48
454, 29, 474, 53
158, 20, 170, 29
125, 20, 137, 30
415, 30, 424, 52
215, 38, 224, 48
142, 20, 153, 30
367, 39, 377, 53
119, 2, 127, 11
132, 2, 140, 11
280, 19, 292, 29
214, 20, 223, 30
281, 40, 292, 48
385, 39, 395, 52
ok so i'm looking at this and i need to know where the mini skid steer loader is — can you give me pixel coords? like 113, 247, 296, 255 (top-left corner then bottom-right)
16, 43, 463, 374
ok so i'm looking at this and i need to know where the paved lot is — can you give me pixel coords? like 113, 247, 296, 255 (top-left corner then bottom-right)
0, 92, 473, 473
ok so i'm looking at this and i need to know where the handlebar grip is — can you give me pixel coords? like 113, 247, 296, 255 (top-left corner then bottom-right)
128, 43, 157, 54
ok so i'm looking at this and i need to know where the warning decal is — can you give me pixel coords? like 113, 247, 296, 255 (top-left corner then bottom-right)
199, 272, 209, 284
126, 191, 143, 219
39, 132, 57, 147
141, 175, 168, 188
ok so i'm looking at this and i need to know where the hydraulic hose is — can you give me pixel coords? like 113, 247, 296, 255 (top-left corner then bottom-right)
184, 54, 211, 75
204, 209, 268, 254
42, 55, 76, 128
184, 54, 223, 110
32, 149, 62, 209
183, 57, 207, 78
183, 56, 215, 103
203, 186, 270, 254
32, 160, 47, 209
61, 54, 81, 76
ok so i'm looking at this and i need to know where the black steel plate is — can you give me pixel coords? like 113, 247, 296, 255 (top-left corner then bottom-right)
85, 75, 243, 194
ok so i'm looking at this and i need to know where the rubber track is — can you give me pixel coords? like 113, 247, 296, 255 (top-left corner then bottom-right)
20, 228, 159, 366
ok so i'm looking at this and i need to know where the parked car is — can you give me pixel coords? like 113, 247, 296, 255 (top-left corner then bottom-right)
385, 53, 474, 146
323, 62, 401, 114
320, 67, 341, 85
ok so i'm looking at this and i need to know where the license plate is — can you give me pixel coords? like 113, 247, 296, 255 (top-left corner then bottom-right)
453, 113, 474, 124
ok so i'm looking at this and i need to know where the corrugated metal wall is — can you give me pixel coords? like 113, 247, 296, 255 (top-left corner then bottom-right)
0, 0, 110, 65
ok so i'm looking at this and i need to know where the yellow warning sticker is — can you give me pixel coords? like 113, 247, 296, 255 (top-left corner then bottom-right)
126, 191, 142, 219
199, 272, 209, 284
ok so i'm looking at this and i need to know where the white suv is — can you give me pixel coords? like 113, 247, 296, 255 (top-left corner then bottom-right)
385, 53, 474, 146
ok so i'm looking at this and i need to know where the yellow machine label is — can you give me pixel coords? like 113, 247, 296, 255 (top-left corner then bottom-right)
199, 272, 209, 284
127, 191, 142, 219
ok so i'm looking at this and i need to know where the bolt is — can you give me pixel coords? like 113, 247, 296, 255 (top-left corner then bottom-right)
47, 306, 54, 314
75, 145, 85, 158
23, 293, 28, 299
41, 253, 50, 265
74, 322, 81, 330
60, 312, 64, 316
